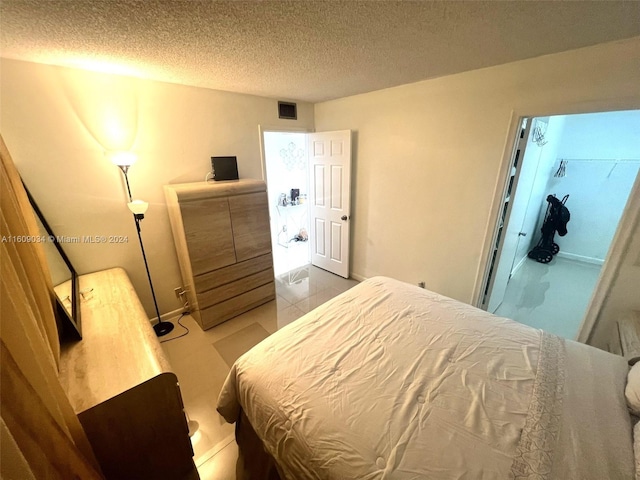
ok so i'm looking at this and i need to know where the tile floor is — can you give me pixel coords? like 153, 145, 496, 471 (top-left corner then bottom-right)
160, 265, 359, 480
494, 255, 602, 339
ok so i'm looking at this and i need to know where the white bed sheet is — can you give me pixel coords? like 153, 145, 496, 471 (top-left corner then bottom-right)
218, 277, 633, 479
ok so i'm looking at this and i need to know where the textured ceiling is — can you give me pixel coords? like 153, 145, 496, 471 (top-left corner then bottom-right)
1, 1, 640, 103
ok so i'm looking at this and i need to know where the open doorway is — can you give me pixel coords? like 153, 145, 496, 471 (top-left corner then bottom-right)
262, 131, 311, 277
482, 110, 640, 339
262, 129, 353, 282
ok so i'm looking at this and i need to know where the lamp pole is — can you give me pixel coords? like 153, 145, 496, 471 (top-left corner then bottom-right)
131, 209, 173, 336
116, 163, 174, 337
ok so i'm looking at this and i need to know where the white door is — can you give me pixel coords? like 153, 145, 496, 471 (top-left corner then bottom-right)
308, 130, 351, 278
485, 119, 533, 312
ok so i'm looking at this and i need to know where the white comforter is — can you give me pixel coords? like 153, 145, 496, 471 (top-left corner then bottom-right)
218, 277, 633, 479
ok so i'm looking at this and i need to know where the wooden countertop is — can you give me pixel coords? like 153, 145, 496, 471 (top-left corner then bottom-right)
58, 267, 172, 413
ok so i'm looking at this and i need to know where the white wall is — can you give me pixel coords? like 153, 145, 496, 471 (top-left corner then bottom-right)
314, 37, 640, 305
533, 110, 640, 263
548, 159, 639, 262
556, 110, 640, 160
0, 59, 314, 318
263, 131, 308, 222
551, 110, 640, 261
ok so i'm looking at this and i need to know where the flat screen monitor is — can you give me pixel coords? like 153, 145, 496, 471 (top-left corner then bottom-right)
211, 156, 239, 181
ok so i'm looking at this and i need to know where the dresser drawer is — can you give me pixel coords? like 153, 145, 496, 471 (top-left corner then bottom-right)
193, 253, 273, 293
229, 192, 272, 263
180, 197, 236, 275
199, 282, 276, 330
196, 268, 274, 310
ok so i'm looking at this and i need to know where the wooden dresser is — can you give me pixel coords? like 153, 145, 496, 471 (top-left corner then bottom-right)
58, 268, 197, 480
164, 179, 275, 330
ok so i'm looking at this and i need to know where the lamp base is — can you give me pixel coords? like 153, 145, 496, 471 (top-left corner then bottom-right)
154, 321, 175, 337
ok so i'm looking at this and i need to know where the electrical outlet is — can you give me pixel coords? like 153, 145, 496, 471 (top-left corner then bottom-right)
418, 281, 426, 289
174, 287, 183, 299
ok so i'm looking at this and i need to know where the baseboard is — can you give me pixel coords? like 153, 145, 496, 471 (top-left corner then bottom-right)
150, 307, 188, 325
350, 272, 368, 282
556, 251, 605, 266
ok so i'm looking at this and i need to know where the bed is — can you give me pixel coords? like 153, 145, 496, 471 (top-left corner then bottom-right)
217, 276, 636, 479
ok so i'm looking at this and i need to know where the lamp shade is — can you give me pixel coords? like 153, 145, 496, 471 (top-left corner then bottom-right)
106, 150, 137, 167
127, 200, 149, 215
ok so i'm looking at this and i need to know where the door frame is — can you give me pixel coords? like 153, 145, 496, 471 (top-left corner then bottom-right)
474, 111, 524, 307
474, 107, 640, 342
481, 116, 532, 312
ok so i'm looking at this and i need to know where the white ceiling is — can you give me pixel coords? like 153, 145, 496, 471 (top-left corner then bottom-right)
1, 1, 639, 103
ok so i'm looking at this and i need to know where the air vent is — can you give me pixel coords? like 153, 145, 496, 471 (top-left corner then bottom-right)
278, 101, 297, 120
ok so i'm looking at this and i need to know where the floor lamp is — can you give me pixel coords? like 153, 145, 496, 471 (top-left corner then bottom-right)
108, 151, 174, 337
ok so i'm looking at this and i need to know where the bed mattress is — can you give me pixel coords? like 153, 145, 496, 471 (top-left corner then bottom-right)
218, 277, 634, 479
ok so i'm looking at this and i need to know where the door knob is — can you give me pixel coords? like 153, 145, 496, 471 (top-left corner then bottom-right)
341, 215, 348, 221
518, 232, 527, 237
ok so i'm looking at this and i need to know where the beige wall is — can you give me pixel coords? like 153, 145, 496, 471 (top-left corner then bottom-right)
0, 59, 314, 318
315, 37, 640, 310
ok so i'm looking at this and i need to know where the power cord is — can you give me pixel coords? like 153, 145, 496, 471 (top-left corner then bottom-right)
160, 312, 191, 343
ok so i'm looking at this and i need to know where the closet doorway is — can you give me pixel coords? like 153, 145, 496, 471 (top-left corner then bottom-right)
481, 110, 640, 339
